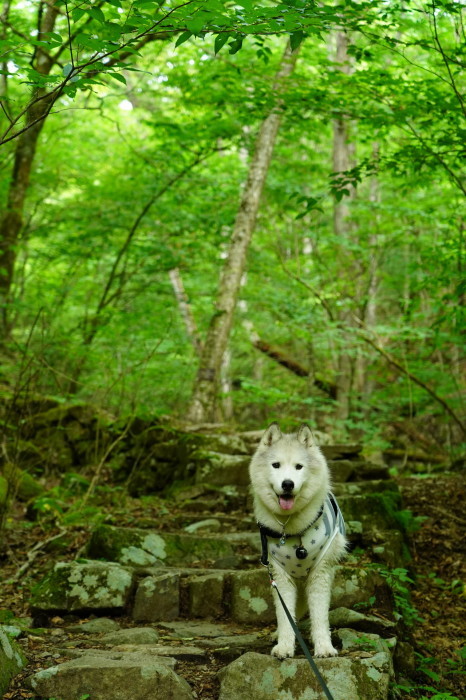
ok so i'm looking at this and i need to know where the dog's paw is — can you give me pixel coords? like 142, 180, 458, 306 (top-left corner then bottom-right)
313, 642, 338, 658
271, 643, 295, 659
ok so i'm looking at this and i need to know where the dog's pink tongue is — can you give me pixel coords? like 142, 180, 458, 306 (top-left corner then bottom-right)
279, 496, 295, 510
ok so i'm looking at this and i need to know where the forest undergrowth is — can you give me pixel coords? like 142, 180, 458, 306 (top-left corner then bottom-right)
0, 467, 465, 700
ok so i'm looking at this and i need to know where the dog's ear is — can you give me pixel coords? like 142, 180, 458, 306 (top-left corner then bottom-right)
297, 423, 314, 447
261, 422, 282, 446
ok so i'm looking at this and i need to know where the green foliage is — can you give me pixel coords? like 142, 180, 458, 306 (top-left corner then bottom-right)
369, 564, 424, 626
0, 0, 464, 447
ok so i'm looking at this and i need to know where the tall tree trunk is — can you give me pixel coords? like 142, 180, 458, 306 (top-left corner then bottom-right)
332, 32, 354, 424
0, 3, 58, 337
353, 142, 380, 406
169, 267, 203, 355
186, 42, 299, 423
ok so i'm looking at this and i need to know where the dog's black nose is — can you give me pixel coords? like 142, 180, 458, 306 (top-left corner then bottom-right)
281, 479, 294, 492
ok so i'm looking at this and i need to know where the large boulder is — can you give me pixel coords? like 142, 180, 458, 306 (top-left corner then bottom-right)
27, 653, 193, 700
218, 651, 392, 700
30, 561, 134, 613
88, 524, 236, 568
0, 627, 27, 696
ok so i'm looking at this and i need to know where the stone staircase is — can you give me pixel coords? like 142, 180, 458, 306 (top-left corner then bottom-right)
5, 434, 411, 699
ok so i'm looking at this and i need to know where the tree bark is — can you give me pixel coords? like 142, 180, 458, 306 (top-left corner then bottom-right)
252, 338, 337, 399
169, 267, 202, 355
332, 31, 354, 424
0, 2, 58, 337
186, 42, 299, 423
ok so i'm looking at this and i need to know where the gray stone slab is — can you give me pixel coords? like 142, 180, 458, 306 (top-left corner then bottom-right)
218, 650, 392, 700
132, 572, 180, 622
112, 644, 207, 661
329, 607, 396, 634
56, 649, 176, 668
30, 561, 134, 612
193, 451, 250, 486
67, 618, 121, 634
27, 653, 194, 700
88, 524, 237, 568
229, 569, 274, 625
157, 621, 242, 639
100, 627, 160, 645
188, 572, 225, 618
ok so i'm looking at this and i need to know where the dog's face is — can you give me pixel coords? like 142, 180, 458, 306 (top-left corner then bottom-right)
249, 422, 327, 516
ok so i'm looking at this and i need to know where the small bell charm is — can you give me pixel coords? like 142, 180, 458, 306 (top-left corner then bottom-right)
279, 534, 286, 546
296, 545, 308, 559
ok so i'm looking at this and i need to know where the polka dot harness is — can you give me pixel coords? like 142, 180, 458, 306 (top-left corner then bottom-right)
258, 493, 345, 579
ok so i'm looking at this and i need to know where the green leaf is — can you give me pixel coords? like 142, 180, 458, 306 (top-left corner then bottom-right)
87, 7, 106, 23
107, 72, 127, 85
175, 31, 192, 48
214, 33, 229, 55
63, 63, 73, 78
228, 37, 243, 55
289, 30, 306, 52
71, 7, 86, 21
186, 16, 206, 35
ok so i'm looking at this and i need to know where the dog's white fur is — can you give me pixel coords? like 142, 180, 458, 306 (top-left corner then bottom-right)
249, 422, 347, 659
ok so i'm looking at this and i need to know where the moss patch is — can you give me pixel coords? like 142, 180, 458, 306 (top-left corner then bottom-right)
0, 628, 27, 696
30, 561, 134, 612
88, 524, 235, 567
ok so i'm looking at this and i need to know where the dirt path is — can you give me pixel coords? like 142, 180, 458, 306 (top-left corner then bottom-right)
400, 473, 466, 698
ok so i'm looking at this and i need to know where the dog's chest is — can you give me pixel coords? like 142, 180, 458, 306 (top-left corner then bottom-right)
269, 522, 328, 578
268, 494, 345, 579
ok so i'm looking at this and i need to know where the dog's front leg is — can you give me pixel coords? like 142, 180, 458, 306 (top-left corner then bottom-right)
271, 573, 297, 659
306, 566, 338, 658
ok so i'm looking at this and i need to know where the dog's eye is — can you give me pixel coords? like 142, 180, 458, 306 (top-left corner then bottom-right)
272, 462, 280, 469
295, 464, 303, 470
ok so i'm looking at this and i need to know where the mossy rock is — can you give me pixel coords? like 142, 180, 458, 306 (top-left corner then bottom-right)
218, 650, 392, 700
229, 570, 274, 624
190, 433, 249, 455
0, 627, 27, 696
338, 492, 402, 531
333, 480, 400, 497
30, 561, 134, 613
193, 451, 250, 487
0, 475, 8, 507
1, 464, 44, 501
87, 524, 237, 568
332, 566, 393, 615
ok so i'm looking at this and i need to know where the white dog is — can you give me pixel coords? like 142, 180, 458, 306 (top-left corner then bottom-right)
249, 422, 347, 659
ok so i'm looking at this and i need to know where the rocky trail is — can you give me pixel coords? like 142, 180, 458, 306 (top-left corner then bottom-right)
1, 430, 424, 699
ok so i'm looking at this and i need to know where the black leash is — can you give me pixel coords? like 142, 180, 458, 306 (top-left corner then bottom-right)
267, 567, 335, 700
258, 510, 336, 700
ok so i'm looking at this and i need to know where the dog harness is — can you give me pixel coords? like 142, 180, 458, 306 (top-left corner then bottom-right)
258, 493, 345, 579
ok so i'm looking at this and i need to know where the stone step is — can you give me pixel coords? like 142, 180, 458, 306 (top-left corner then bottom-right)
30, 561, 394, 628
187, 444, 378, 489
218, 648, 393, 700
24, 620, 396, 700
87, 524, 238, 568
27, 651, 193, 700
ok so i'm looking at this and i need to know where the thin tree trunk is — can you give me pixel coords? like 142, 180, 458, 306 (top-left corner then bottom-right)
357, 142, 380, 405
332, 31, 354, 424
186, 42, 300, 423
169, 267, 202, 355
0, 3, 58, 337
